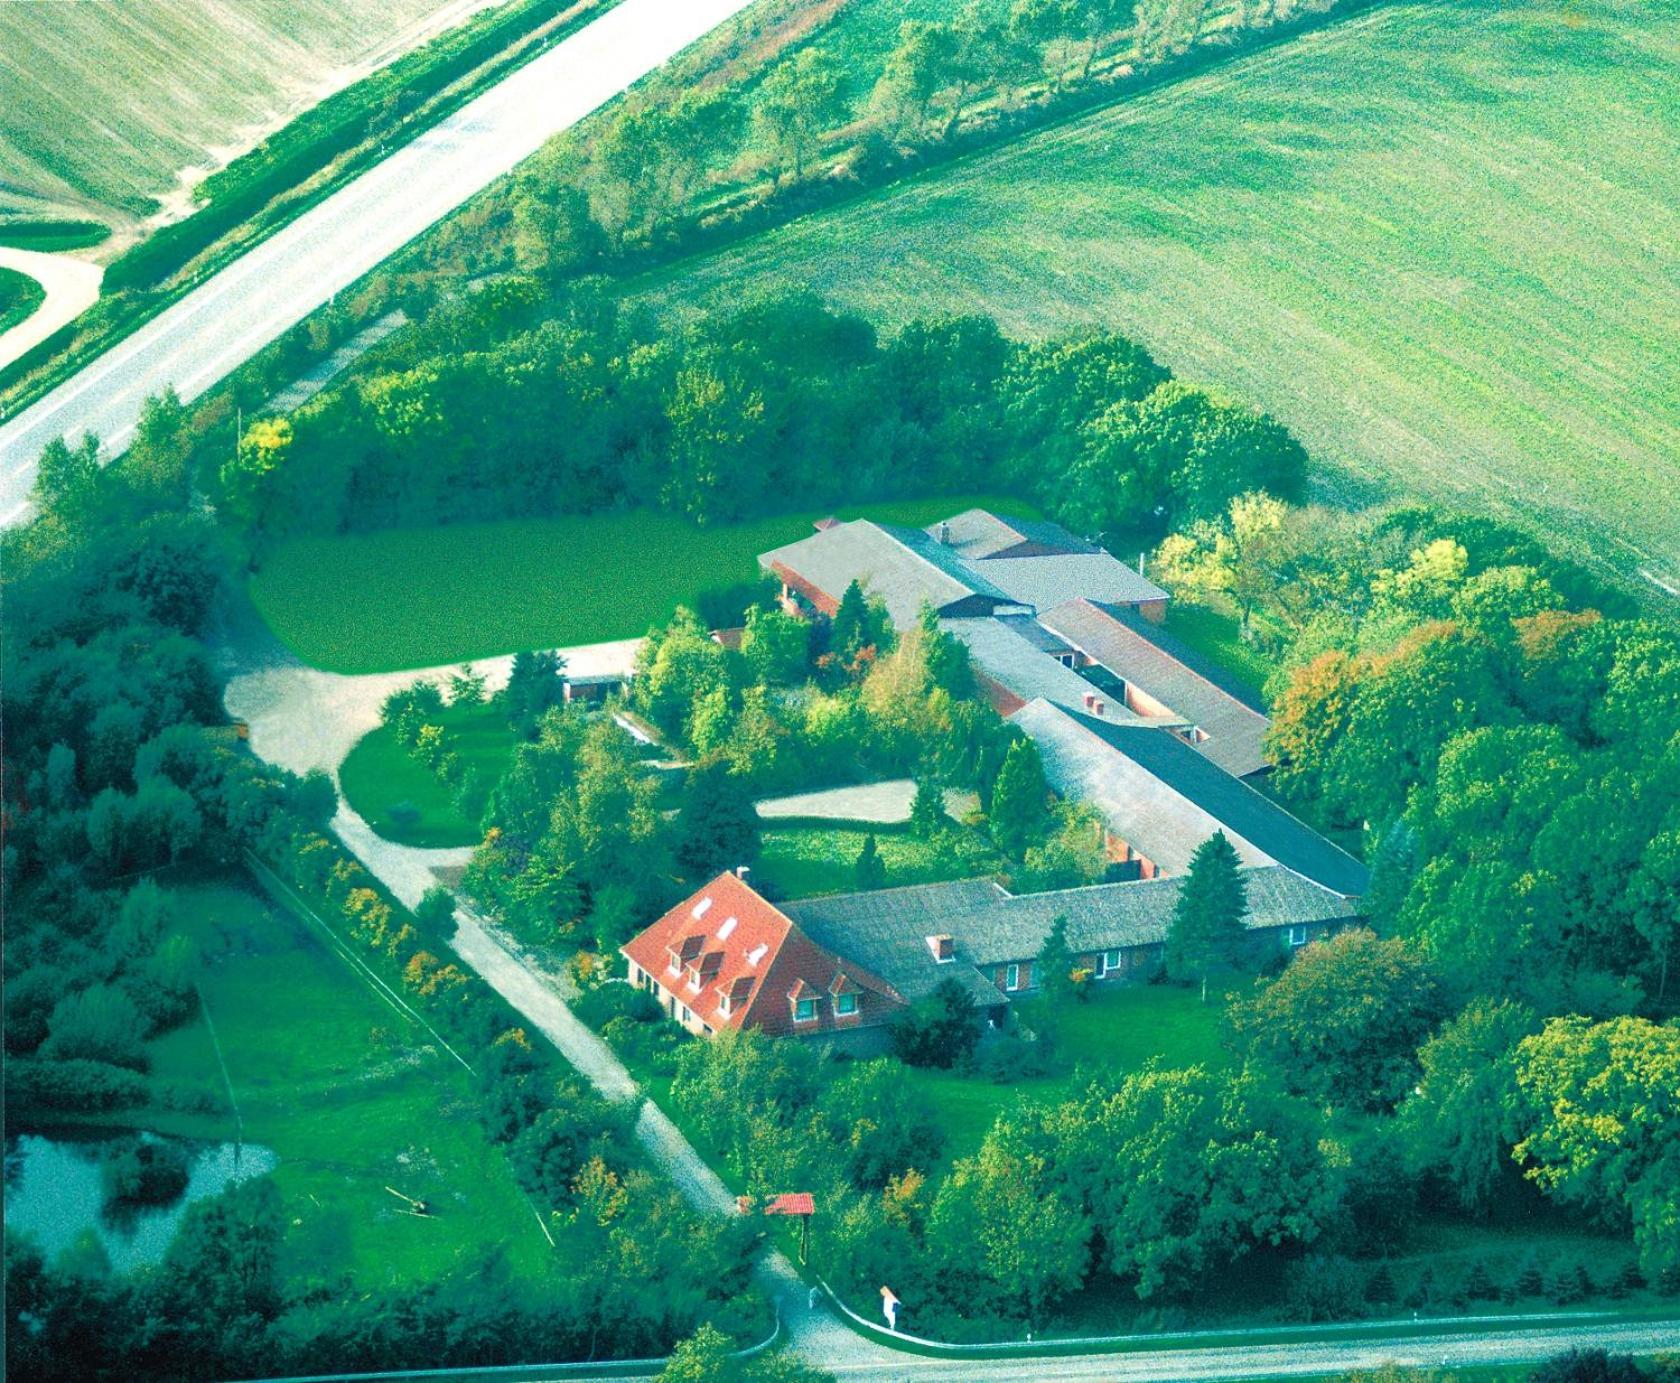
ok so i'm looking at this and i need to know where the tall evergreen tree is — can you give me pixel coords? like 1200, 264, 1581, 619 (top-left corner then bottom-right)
831, 579, 872, 659
1166, 831, 1248, 1001
674, 760, 761, 881
909, 773, 948, 838
503, 650, 566, 738
988, 738, 1050, 860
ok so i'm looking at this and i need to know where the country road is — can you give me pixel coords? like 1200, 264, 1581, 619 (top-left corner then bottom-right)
0, 0, 758, 525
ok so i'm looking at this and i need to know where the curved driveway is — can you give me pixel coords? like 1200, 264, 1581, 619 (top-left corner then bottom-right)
0, 247, 102, 371
0, 0, 758, 524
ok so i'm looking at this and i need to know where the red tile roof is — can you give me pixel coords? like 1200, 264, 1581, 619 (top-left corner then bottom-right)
765, 1192, 815, 1216
622, 871, 906, 1036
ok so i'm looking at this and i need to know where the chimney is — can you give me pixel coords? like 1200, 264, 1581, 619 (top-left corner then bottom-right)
1083, 691, 1095, 709
926, 934, 955, 962
1138, 553, 1146, 577
1094, 700, 1106, 717
735, 865, 751, 881
937, 521, 951, 544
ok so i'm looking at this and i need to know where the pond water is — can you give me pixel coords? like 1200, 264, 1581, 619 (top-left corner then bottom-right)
3, 1130, 277, 1275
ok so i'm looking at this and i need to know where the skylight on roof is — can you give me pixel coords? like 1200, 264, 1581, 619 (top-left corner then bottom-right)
746, 943, 768, 967
692, 897, 713, 920
717, 916, 738, 941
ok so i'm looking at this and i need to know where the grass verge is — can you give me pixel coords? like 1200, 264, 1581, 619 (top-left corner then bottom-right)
0, 219, 111, 253
249, 494, 1037, 672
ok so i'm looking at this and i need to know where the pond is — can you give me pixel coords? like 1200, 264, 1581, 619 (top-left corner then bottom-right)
3, 1130, 277, 1275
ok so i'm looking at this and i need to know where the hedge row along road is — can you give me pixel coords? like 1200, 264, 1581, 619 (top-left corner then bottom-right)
0, 0, 759, 526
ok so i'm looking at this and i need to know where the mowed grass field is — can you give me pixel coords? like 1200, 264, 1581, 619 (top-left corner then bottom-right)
140, 875, 553, 1288
635, 0, 1680, 578
249, 494, 1035, 672
753, 824, 1002, 899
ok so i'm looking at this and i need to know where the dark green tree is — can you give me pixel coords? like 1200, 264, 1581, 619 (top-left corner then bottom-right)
909, 773, 948, 838
1165, 831, 1248, 1001
889, 977, 981, 1069
988, 738, 1050, 860
675, 761, 761, 882
502, 650, 567, 738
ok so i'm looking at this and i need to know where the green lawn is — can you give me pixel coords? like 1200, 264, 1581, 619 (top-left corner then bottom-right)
912, 980, 1238, 1161
0, 218, 111, 252
249, 494, 1036, 673
0, 265, 44, 336
634, 0, 1680, 580
138, 875, 553, 1288
753, 824, 1001, 901
338, 700, 515, 847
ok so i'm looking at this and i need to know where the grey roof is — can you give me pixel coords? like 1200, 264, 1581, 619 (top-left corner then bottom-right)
1012, 699, 1369, 897
967, 551, 1169, 612
783, 865, 1359, 982
942, 618, 1164, 726
927, 509, 1099, 561
759, 520, 1020, 630
1039, 599, 1272, 777
784, 878, 1011, 1007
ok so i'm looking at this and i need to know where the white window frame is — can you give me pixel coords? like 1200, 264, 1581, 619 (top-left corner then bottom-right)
1288, 925, 1309, 947
1103, 949, 1122, 975
794, 997, 818, 1024
1005, 963, 1020, 992
835, 991, 858, 1017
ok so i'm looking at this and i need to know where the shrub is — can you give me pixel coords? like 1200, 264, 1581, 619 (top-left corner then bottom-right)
41, 985, 149, 1071
102, 1137, 191, 1207
1287, 1254, 1364, 1323
5, 1058, 148, 1112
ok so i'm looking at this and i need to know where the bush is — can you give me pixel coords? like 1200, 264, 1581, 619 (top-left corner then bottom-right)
1287, 1254, 1364, 1323
102, 1137, 191, 1207
888, 978, 981, 1070
5, 1058, 148, 1112
41, 985, 149, 1070
974, 1031, 1058, 1084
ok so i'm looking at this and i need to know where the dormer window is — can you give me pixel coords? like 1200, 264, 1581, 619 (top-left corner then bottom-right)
794, 998, 817, 1024
686, 968, 701, 992
835, 991, 858, 1017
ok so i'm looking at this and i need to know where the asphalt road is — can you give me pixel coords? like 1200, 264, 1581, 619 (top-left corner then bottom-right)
0, 0, 758, 524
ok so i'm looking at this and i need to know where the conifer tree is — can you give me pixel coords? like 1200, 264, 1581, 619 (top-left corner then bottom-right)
1166, 831, 1248, 1001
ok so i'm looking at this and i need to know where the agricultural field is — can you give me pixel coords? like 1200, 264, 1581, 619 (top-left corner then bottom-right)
137, 874, 554, 1288
0, 266, 44, 336
633, 0, 1680, 581
340, 701, 516, 847
249, 494, 1035, 672
0, 0, 496, 239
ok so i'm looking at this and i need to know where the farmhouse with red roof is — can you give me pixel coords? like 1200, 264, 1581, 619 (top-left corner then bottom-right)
621, 869, 907, 1046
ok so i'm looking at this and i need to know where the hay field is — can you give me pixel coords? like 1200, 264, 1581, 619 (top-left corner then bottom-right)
0, 0, 498, 239
634, 0, 1680, 578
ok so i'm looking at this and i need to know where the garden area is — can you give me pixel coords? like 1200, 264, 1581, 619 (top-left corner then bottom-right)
126, 873, 556, 1288
339, 698, 517, 848
249, 494, 1036, 674
752, 822, 1001, 901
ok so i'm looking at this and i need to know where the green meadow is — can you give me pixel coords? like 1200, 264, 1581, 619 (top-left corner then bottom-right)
339, 701, 516, 847
635, 0, 1680, 579
139, 876, 554, 1287
249, 494, 1035, 672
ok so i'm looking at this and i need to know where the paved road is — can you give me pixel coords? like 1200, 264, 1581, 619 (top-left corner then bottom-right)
0, 247, 102, 369
0, 0, 758, 524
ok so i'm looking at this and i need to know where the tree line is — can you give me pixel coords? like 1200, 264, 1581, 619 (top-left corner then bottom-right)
204, 291, 1303, 552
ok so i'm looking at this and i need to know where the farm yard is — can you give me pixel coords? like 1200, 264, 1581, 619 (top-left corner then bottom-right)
247, 494, 1034, 672
134, 875, 554, 1288
0, 0, 498, 239
632, 0, 1680, 580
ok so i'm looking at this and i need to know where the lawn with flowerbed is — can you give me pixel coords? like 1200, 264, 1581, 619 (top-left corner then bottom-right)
338, 700, 516, 848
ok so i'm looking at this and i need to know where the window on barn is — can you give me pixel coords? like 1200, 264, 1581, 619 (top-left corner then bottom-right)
1288, 925, 1309, 947
1005, 963, 1020, 992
